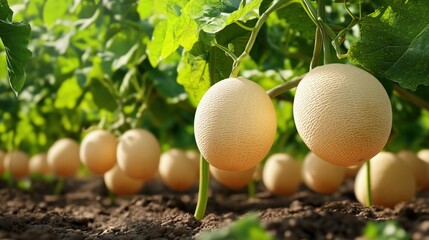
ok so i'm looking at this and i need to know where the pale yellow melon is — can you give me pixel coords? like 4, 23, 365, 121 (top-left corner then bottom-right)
0, 150, 5, 174
29, 153, 51, 175
117, 129, 161, 180
159, 149, 198, 191
210, 165, 256, 190
80, 130, 117, 175
262, 153, 301, 196
417, 149, 429, 190
397, 150, 427, 190
293, 64, 392, 166
354, 152, 415, 208
47, 138, 81, 177
4, 151, 30, 179
302, 152, 345, 194
194, 77, 277, 171
104, 164, 144, 196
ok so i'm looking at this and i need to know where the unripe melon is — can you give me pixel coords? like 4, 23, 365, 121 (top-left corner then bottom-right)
80, 130, 117, 175
397, 150, 427, 190
159, 149, 198, 191
354, 152, 415, 208
47, 138, 81, 177
4, 151, 30, 179
194, 77, 277, 171
117, 129, 161, 180
302, 152, 345, 194
262, 153, 301, 196
29, 153, 51, 175
210, 165, 256, 190
293, 64, 392, 167
104, 164, 144, 196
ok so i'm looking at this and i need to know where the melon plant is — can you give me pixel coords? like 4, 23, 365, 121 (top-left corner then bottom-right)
355, 152, 415, 208
293, 64, 392, 167
80, 130, 117, 175
4, 151, 30, 179
117, 129, 161, 180
194, 77, 277, 171
262, 153, 301, 196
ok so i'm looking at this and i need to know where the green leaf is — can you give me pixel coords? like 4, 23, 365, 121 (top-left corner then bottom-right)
88, 78, 117, 112
0, 0, 13, 21
363, 220, 410, 240
184, 0, 262, 34
177, 22, 252, 105
137, 0, 153, 19
348, 0, 429, 91
0, 20, 32, 95
43, 0, 71, 27
147, 1, 199, 67
197, 213, 274, 240
277, 2, 315, 39
54, 77, 83, 109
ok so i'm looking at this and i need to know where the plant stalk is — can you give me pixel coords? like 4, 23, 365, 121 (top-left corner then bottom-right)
54, 177, 64, 195
365, 160, 372, 207
247, 180, 256, 198
317, 0, 331, 65
230, 0, 296, 77
194, 155, 210, 220
393, 83, 429, 111
266, 74, 305, 98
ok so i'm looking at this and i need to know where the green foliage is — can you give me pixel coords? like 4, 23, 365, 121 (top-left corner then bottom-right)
363, 220, 410, 240
348, 0, 429, 91
197, 213, 275, 240
0, 0, 31, 95
0, 0, 428, 158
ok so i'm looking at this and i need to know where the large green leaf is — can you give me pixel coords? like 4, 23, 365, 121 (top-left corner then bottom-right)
0, 20, 31, 95
348, 0, 429, 90
0, 0, 12, 21
147, 1, 198, 67
177, 22, 252, 105
184, 0, 262, 34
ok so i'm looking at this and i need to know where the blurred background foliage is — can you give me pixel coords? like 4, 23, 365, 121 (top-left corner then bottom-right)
0, 0, 428, 159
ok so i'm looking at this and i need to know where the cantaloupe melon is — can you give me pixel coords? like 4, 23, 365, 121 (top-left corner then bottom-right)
293, 64, 392, 167
354, 152, 415, 208
262, 153, 301, 196
194, 77, 277, 171
417, 149, 429, 190
117, 129, 160, 180
80, 130, 117, 175
29, 153, 51, 175
4, 151, 30, 179
47, 138, 81, 177
210, 165, 256, 190
159, 149, 198, 191
396, 150, 427, 190
302, 152, 345, 194
104, 164, 144, 196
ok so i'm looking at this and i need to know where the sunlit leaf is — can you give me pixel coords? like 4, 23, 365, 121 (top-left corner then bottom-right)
348, 0, 429, 90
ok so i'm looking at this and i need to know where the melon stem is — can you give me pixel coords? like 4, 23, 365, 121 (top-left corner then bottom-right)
365, 160, 372, 206
194, 155, 210, 220
54, 177, 64, 195
230, 0, 295, 78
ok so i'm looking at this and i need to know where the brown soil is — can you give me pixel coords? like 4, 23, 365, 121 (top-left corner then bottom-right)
0, 177, 428, 240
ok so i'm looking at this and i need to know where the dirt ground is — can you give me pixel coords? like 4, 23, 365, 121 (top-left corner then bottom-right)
0, 176, 428, 240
